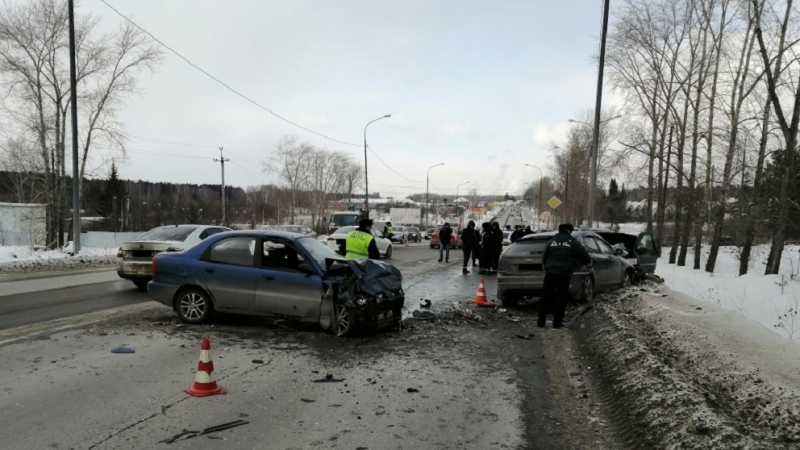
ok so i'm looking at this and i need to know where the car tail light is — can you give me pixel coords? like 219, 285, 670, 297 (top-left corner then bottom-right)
151, 256, 158, 278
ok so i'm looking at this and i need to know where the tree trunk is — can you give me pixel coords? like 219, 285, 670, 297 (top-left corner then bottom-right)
656, 126, 673, 257
739, 99, 772, 275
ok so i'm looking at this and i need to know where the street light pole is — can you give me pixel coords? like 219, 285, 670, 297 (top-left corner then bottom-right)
589, 0, 611, 228
363, 114, 391, 218
426, 163, 444, 227
456, 181, 470, 200
525, 164, 543, 230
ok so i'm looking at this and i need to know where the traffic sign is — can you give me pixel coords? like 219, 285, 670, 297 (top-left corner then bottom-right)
547, 196, 562, 209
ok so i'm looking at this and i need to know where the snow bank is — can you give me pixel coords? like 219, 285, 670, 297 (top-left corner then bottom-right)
0, 245, 116, 273
656, 245, 800, 341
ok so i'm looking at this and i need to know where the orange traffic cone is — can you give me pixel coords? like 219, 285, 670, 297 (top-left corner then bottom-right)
185, 337, 226, 397
404, 241, 410, 248
472, 278, 492, 307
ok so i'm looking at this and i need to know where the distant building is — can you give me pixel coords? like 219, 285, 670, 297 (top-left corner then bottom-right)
0, 202, 47, 246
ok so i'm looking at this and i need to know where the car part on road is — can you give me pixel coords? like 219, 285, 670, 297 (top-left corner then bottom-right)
185, 337, 226, 397
175, 288, 213, 324
110, 345, 135, 354
160, 420, 249, 444
411, 310, 436, 320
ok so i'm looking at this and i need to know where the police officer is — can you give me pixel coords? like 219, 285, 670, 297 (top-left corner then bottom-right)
384, 222, 394, 241
346, 219, 381, 260
539, 223, 593, 328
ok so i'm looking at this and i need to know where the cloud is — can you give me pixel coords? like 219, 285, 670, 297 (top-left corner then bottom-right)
531, 122, 570, 150
434, 121, 475, 143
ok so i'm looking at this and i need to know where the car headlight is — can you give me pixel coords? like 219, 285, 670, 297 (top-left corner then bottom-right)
117, 247, 123, 258
356, 298, 367, 306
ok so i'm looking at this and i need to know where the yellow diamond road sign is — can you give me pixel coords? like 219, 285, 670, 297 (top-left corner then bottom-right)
547, 196, 562, 209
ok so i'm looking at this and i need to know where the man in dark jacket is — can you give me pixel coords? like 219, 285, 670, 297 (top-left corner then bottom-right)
488, 222, 504, 274
459, 220, 479, 274
538, 223, 593, 328
510, 225, 525, 243
479, 222, 492, 274
437, 223, 453, 263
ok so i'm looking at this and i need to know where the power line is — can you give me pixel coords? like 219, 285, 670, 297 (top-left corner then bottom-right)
129, 135, 218, 148
366, 145, 423, 183
99, 0, 360, 147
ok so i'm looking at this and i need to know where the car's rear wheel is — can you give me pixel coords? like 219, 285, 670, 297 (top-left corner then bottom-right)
500, 295, 520, 307
578, 276, 594, 304
175, 288, 213, 324
132, 279, 149, 291
334, 303, 358, 336
385, 246, 393, 259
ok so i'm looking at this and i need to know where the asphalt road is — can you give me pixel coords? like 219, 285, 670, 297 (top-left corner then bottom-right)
0, 270, 147, 331
0, 242, 621, 450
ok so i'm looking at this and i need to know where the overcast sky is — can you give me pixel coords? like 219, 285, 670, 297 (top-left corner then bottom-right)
80, 0, 612, 199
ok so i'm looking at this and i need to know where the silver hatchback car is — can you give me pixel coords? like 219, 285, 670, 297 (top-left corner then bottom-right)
497, 231, 635, 306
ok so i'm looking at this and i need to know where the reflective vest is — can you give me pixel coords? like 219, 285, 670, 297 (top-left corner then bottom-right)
346, 229, 374, 259
386, 226, 393, 235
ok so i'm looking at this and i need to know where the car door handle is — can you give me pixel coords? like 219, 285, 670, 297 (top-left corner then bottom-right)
204, 268, 215, 274
262, 275, 274, 281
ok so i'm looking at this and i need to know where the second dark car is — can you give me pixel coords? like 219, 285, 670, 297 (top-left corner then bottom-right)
497, 230, 635, 306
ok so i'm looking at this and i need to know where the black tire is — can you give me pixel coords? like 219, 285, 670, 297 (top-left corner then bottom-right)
132, 279, 149, 291
578, 276, 594, 304
622, 270, 634, 288
334, 303, 358, 336
175, 287, 214, 324
385, 246, 393, 259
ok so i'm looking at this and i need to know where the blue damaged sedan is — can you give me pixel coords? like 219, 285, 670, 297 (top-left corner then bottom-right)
147, 230, 404, 336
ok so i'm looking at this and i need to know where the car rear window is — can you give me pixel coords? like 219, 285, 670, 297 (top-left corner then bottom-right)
137, 226, 198, 242
505, 238, 548, 256
333, 226, 356, 235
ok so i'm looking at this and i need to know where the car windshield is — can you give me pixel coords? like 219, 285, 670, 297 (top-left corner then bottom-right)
296, 236, 340, 267
332, 226, 356, 235
331, 214, 360, 227
503, 231, 512, 239
136, 226, 198, 242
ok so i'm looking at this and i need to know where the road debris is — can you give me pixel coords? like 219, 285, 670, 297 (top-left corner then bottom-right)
515, 333, 533, 340
451, 302, 481, 321
300, 398, 315, 403
420, 299, 432, 308
159, 420, 249, 444
411, 310, 436, 320
252, 359, 264, 364
313, 374, 344, 383
407, 387, 419, 393
110, 345, 135, 354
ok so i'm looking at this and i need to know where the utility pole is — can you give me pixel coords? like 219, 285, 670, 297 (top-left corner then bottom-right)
588, 0, 611, 227
68, 0, 81, 253
214, 147, 229, 225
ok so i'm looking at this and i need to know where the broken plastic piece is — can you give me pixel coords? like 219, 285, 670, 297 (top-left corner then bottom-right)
111, 345, 135, 354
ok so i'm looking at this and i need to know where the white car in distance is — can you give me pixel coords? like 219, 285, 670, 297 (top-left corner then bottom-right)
116, 224, 231, 290
326, 226, 394, 259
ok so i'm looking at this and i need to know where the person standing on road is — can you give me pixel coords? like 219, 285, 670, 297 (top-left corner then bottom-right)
510, 225, 525, 243
384, 222, 394, 241
488, 222, 504, 274
539, 223, 593, 329
479, 222, 492, 274
346, 219, 381, 260
459, 220, 479, 274
437, 222, 453, 263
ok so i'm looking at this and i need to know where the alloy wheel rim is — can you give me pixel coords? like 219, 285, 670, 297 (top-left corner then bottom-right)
180, 293, 206, 320
584, 278, 593, 301
335, 305, 350, 335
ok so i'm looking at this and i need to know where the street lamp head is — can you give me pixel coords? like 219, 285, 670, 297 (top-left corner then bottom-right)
383, 114, 392, 118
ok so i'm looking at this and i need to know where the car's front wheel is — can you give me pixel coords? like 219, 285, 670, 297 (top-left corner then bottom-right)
175, 288, 213, 324
622, 270, 634, 288
334, 303, 358, 336
385, 246, 393, 259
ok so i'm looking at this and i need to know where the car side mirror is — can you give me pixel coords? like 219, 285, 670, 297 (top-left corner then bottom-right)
614, 248, 624, 256
298, 262, 316, 275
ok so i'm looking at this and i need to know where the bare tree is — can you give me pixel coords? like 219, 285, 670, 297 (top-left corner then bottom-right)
264, 135, 309, 224
0, 0, 162, 247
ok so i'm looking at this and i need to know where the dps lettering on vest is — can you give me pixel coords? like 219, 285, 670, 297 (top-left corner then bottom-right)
346, 230, 375, 259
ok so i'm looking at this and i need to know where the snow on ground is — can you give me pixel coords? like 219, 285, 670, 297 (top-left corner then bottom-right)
0, 245, 116, 273
657, 244, 800, 342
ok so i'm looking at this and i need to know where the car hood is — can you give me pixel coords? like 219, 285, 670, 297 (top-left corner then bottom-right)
325, 258, 402, 296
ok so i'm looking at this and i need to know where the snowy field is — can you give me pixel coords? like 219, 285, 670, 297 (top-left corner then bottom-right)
0, 245, 116, 273
657, 245, 800, 342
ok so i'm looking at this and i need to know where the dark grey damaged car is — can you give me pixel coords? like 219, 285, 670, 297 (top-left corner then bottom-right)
148, 231, 404, 336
